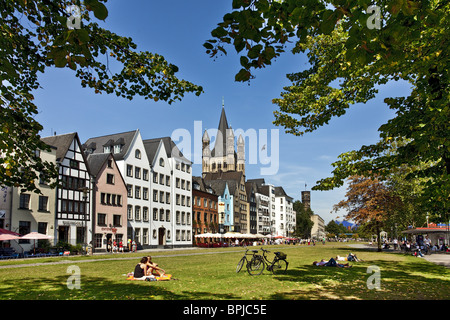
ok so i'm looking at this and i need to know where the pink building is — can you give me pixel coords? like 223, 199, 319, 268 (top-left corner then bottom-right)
87, 153, 127, 252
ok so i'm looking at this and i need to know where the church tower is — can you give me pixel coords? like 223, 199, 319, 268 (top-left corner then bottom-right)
202, 129, 210, 173
202, 101, 245, 175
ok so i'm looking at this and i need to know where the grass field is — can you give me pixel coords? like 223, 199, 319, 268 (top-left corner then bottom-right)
0, 242, 448, 300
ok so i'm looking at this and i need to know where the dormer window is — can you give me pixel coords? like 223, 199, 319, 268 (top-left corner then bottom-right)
114, 144, 122, 154
103, 146, 110, 153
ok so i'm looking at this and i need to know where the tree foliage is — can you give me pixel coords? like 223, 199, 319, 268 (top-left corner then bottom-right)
293, 200, 314, 237
1, 0, 203, 192
206, 0, 449, 216
333, 175, 401, 250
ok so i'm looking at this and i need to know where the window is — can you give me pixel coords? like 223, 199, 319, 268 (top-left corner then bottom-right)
159, 191, 164, 203
135, 206, 141, 220
135, 149, 141, 159
143, 207, 149, 221
107, 159, 113, 168
127, 165, 133, 177
98, 213, 107, 226
166, 210, 171, 222
143, 187, 148, 200
127, 185, 133, 198
106, 173, 114, 184
176, 178, 180, 188
19, 194, 30, 209
166, 176, 170, 186
159, 158, 164, 167
153, 172, 158, 183
69, 159, 79, 169
135, 167, 141, 179
127, 205, 133, 220
159, 174, 164, 185
143, 169, 149, 181
153, 208, 158, 221
113, 214, 121, 227
166, 192, 170, 204
160, 209, 164, 221
38, 196, 48, 211
135, 186, 141, 199
153, 190, 158, 202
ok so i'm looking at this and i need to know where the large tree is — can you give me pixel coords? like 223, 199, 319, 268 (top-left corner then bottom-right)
293, 200, 314, 238
1, 0, 203, 193
205, 0, 449, 216
333, 175, 400, 251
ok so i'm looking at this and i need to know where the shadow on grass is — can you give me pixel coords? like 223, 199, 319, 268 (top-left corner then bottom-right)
0, 274, 239, 300
268, 258, 450, 300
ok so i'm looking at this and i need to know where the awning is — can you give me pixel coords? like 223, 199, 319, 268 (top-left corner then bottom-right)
402, 227, 450, 234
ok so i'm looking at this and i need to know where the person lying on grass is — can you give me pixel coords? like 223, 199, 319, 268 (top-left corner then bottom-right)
313, 258, 352, 268
336, 253, 363, 262
146, 256, 166, 277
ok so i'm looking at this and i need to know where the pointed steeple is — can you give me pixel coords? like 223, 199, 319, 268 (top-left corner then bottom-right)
212, 101, 231, 157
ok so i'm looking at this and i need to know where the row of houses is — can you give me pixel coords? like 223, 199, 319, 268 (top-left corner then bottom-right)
0, 107, 298, 253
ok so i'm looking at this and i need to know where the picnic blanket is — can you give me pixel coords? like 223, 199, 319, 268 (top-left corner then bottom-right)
126, 274, 173, 281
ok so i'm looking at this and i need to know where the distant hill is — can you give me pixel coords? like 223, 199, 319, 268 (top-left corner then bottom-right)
336, 220, 357, 230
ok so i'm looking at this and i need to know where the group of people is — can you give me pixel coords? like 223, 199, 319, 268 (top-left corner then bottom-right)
129, 256, 168, 281
108, 239, 138, 253
313, 252, 362, 268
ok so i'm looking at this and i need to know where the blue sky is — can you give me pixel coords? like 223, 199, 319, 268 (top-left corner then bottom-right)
33, 1, 411, 224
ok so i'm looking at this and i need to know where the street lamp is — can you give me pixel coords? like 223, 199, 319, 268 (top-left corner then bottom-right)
79, 186, 89, 254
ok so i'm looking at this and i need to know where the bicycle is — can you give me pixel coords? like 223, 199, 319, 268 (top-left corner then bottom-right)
236, 248, 260, 273
247, 247, 289, 275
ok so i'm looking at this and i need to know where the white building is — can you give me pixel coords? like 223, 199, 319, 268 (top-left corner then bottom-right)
144, 137, 193, 248
273, 186, 296, 237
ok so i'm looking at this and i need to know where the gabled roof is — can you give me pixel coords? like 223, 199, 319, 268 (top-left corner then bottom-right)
274, 186, 293, 201
86, 153, 111, 177
83, 130, 138, 161
41, 132, 77, 162
205, 179, 237, 197
143, 136, 191, 164
192, 176, 217, 196
86, 152, 127, 187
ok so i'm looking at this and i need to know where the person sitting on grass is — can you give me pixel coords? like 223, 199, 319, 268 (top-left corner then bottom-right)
132, 257, 155, 280
313, 258, 352, 268
146, 256, 167, 277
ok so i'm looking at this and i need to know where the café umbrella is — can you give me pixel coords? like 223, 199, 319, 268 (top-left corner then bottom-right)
21, 232, 53, 254
0, 228, 21, 241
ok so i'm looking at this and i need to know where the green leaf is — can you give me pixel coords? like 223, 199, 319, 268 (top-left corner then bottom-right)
235, 68, 250, 82
203, 42, 214, 50
93, 3, 108, 20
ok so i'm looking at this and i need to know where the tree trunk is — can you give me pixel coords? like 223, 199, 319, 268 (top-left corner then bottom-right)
376, 222, 382, 252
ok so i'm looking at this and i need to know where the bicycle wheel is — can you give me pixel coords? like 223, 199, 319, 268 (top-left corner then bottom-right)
247, 256, 265, 275
236, 257, 246, 273
271, 259, 288, 275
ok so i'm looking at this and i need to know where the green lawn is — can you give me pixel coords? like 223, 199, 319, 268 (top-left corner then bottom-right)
0, 243, 448, 300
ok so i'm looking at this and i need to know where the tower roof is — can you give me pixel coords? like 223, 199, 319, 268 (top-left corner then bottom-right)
211, 106, 232, 157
